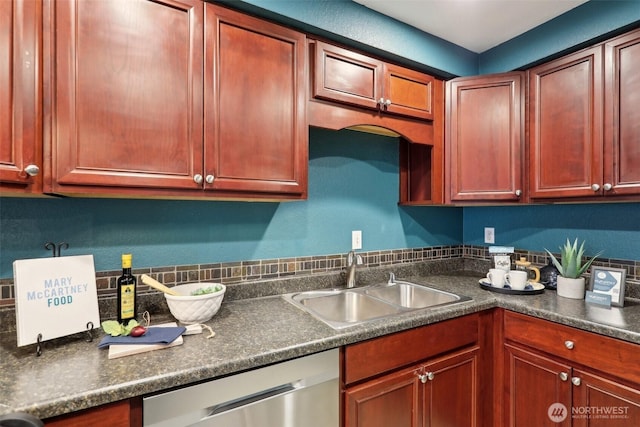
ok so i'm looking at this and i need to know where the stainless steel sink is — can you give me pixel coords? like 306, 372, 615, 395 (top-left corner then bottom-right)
291, 290, 402, 327
365, 281, 461, 309
283, 278, 471, 329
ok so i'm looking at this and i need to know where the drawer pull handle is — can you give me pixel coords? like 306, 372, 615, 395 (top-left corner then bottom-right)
559, 372, 568, 381
571, 377, 581, 386
564, 340, 574, 350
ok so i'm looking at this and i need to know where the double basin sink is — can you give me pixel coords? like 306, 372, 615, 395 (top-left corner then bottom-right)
283, 277, 471, 329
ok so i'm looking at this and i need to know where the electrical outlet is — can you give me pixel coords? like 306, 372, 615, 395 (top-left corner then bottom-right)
484, 227, 495, 244
352, 230, 362, 250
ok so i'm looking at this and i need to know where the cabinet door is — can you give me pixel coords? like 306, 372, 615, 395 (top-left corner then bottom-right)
529, 46, 604, 199
572, 369, 640, 427
505, 344, 572, 427
604, 28, 640, 196
384, 64, 434, 120
422, 347, 479, 427
446, 73, 524, 203
204, 4, 307, 196
312, 40, 384, 111
48, 0, 203, 193
345, 365, 421, 427
0, 0, 41, 192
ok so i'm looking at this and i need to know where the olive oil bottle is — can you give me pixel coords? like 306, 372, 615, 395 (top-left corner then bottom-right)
117, 254, 137, 323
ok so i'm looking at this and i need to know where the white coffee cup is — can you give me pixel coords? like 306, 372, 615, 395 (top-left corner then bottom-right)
504, 270, 528, 290
487, 268, 506, 288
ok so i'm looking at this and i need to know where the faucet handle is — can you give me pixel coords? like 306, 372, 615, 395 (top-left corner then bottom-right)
347, 251, 363, 265
347, 250, 355, 264
388, 272, 396, 284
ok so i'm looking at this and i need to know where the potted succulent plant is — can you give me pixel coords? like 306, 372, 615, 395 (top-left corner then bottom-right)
545, 238, 601, 299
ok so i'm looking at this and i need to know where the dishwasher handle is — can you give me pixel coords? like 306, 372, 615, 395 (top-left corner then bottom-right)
206, 383, 297, 417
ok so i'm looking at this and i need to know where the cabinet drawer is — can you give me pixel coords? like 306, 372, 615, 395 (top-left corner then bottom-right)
504, 311, 640, 384
344, 314, 478, 385
311, 40, 383, 111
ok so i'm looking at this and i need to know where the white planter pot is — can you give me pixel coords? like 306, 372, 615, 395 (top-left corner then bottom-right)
557, 276, 586, 299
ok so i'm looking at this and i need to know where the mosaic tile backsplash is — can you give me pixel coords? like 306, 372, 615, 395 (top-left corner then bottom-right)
1, 245, 639, 308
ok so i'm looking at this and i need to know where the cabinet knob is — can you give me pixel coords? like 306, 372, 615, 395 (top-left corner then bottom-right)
378, 97, 385, 106
419, 372, 435, 383
591, 183, 600, 192
571, 377, 581, 386
384, 99, 392, 107
515, 189, 522, 197
564, 340, 574, 350
559, 372, 568, 381
603, 183, 612, 191
205, 174, 215, 184
24, 164, 40, 177
193, 174, 204, 184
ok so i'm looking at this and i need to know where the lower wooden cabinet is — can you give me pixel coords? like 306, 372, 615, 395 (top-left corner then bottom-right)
342, 314, 481, 427
423, 347, 478, 426
44, 398, 142, 427
505, 343, 572, 426
345, 364, 421, 427
573, 369, 640, 427
345, 347, 478, 427
504, 311, 640, 427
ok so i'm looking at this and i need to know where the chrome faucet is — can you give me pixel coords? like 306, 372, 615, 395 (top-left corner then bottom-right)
388, 272, 396, 285
346, 250, 363, 288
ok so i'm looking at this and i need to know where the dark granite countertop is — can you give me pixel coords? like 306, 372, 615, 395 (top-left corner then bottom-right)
2, 269, 640, 420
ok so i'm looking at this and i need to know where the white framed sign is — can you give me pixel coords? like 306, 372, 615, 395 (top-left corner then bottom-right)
587, 266, 627, 307
13, 255, 100, 347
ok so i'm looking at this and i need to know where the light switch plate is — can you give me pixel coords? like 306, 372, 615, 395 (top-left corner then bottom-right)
352, 230, 362, 250
484, 227, 495, 244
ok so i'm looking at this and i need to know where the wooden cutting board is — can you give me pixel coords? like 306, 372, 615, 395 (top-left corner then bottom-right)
107, 322, 183, 359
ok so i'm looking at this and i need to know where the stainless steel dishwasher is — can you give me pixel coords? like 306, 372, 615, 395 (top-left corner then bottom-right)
143, 349, 339, 427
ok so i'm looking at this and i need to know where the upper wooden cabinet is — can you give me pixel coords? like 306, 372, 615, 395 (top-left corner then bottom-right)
45, 0, 204, 195
307, 39, 445, 205
0, 0, 42, 194
45, 0, 307, 200
445, 72, 525, 204
528, 46, 604, 199
529, 28, 640, 201
603, 28, 640, 197
311, 40, 434, 120
204, 3, 307, 197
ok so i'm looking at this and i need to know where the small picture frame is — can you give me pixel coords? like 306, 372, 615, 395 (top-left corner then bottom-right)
588, 267, 627, 307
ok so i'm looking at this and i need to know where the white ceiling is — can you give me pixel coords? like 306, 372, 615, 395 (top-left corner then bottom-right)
353, 0, 589, 53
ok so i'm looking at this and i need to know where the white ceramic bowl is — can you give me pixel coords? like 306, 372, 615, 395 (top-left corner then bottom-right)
164, 282, 226, 324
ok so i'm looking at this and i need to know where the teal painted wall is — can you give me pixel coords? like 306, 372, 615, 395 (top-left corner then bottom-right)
463, 204, 640, 260
0, 129, 462, 278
